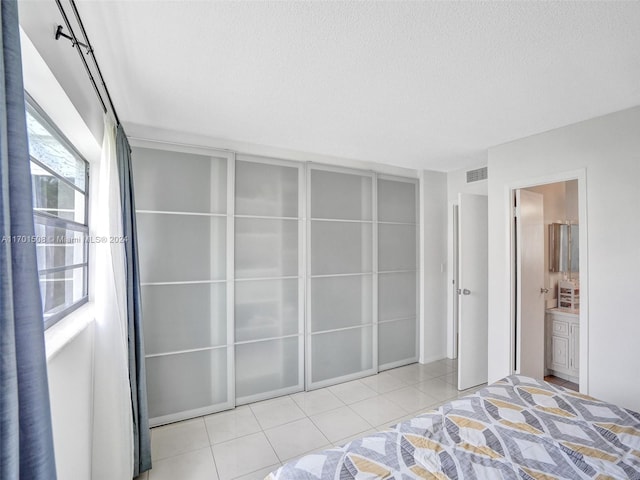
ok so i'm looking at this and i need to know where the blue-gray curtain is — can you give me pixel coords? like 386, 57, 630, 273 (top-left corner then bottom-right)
0, 1, 57, 479
115, 125, 151, 476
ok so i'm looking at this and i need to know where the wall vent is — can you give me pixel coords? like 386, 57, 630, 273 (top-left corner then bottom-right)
466, 166, 488, 183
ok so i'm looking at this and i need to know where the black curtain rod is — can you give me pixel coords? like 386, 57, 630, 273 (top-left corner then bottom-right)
53, 0, 121, 126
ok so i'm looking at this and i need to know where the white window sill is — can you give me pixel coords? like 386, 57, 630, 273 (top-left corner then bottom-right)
45, 302, 95, 362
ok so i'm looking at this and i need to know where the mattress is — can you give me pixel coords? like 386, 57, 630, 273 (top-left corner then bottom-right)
266, 375, 640, 479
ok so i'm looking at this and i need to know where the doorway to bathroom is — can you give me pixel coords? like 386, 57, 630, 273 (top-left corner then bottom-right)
511, 175, 587, 392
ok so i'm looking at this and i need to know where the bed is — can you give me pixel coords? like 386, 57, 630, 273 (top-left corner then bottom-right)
267, 375, 640, 479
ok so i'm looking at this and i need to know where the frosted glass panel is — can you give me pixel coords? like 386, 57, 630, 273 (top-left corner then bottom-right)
379, 318, 417, 368
235, 218, 298, 278
132, 147, 227, 214
235, 337, 299, 400
310, 221, 372, 275
311, 327, 373, 383
310, 170, 372, 221
137, 213, 226, 282
378, 224, 416, 272
235, 279, 298, 342
146, 348, 228, 419
378, 272, 417, 321
378, 179, 417, 223
235, 160, 298, 217
142, 283, 226, 355
310, 275, 372, 332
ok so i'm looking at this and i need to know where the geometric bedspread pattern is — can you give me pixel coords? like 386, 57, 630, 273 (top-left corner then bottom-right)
266, 376, 640, 479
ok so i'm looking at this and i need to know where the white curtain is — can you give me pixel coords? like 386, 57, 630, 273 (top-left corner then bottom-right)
91, 116, 134, 479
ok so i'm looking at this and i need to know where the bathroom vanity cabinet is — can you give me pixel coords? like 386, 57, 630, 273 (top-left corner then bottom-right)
546, 308, 579, 383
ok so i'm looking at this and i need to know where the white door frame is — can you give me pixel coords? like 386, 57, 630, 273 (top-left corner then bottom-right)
506, 169, 589, 392
451, 205, 459, 360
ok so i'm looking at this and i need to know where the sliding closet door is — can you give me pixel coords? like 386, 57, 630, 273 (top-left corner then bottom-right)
307, 166, 376, 389
132, 145, 234, 426
377, 176, 419, 370
234, 156, 304, 404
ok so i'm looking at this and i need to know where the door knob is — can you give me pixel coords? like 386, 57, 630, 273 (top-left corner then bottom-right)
540, 288, 549, 294
462, 289, 471, 295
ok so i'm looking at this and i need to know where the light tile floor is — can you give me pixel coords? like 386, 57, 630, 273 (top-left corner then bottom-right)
135, 358, 485, 480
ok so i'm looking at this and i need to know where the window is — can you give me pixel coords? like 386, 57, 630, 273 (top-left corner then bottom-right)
26, 98, 89, 328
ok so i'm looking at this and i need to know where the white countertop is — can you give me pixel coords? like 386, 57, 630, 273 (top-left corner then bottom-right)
546, 307, 579, 317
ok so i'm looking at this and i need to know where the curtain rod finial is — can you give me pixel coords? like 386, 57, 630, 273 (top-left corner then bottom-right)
54, 24, 89, 50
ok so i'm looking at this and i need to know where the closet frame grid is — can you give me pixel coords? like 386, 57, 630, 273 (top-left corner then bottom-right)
133, 139, 420, 424
233, 154, 305, 406
305, 164, 378, 391
132, 139, 236, 427
376, 174, 420, 372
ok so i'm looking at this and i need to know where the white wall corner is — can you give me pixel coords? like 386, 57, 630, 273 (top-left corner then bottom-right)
419, 169, 448, 363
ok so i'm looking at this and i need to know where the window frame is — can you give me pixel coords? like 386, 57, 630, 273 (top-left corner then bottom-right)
26, 95, 90, 329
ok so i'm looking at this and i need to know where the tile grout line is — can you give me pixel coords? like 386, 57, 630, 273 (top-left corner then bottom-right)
259, 423, 284, 468
253, 395, 331, 468
150, 417, 211, 463
305, 404, 373, 446
208, 444, 222, 480
289, 390, 347, 417
230, 464, 282, 480
202, 418, 222, 480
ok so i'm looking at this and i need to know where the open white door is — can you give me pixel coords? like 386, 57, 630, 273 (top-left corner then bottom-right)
457, 194, 488, 391
515, 189, 545, 379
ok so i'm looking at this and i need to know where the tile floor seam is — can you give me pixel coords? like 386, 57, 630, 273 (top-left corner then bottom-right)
148, 446, 218, 480
288, 393, 348, 418
207, 428, 262, 446
344, 403, 380, 429
151, 443, 209, 463
203, 415, 215, 446
229, 463, 282, 480
306, 404, 373, 444
303, 407, 327, 439
378, 388, 422, 413
279, 442, 333, 464
369, 382, 412, 396
256, 399, 331, 432
262, 415, 332, 463
260, 427, 284, 467
208, 444, 221, 480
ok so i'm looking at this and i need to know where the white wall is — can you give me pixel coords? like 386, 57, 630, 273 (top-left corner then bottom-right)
47, 323, 95, 480
445, 167, 488, 358
487, 106, 640, 411
420, 170, 448, 363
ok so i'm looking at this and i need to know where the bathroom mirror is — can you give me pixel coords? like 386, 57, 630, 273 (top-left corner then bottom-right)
549, 223, 579, 273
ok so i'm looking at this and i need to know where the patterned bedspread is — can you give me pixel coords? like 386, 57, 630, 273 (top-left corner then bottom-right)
266, 375, 640, 479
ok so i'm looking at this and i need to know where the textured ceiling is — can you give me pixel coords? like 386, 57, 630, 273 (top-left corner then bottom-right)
29, 1, 640, 171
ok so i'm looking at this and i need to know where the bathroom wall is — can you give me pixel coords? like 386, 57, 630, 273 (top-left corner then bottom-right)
525, 179, 578, 308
